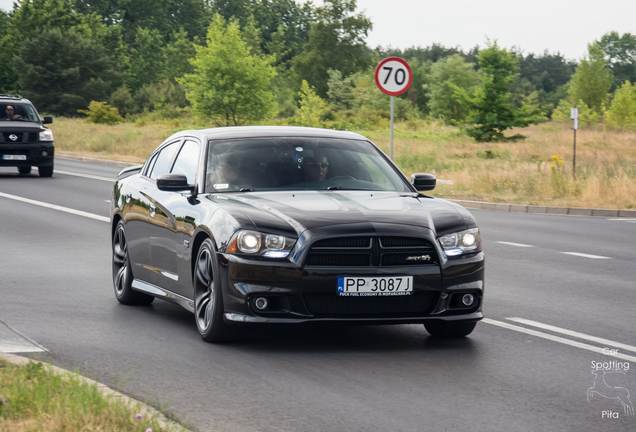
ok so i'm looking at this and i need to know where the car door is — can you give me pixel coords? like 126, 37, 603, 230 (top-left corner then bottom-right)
145, 138, 201, 296
140, 139, 181, 287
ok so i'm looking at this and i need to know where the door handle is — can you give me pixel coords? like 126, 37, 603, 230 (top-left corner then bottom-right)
149, 203, 156, 217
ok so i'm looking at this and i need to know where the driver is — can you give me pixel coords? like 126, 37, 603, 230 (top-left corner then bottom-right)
214, 152, 253, 190
303, 151, 329, 182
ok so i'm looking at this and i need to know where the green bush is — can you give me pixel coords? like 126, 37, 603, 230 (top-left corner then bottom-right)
78, 101, 123, 125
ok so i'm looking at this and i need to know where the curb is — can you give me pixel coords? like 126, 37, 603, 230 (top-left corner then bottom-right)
0, 352, 188, 431
57, 153, 137, 168
447, 199, 636, 218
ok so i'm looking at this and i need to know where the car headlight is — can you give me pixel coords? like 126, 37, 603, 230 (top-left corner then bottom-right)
227, 230, 296, 258
438, 228, 480, 257
39, 130, 54, 141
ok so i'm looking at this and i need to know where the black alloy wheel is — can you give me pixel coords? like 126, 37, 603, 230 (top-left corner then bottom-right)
424, 320, 477, 338
18, 166, 31, 174
194, 239, 231, 342
39, 165, 53, 177
112, 221, 154, 305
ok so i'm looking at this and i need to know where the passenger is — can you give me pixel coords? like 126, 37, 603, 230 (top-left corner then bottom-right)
303, 151, 329, 182
2, 105, 22, 120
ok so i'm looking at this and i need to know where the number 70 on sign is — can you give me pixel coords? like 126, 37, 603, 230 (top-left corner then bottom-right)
374, 57, 412, 96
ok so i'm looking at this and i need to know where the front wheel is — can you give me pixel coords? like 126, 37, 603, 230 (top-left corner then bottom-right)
39, 165, 53, 177
112, 221, 154, 305
424, 320, 477, 338
194, 239, 232, 343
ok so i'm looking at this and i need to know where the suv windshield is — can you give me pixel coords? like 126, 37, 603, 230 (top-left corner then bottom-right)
1, 103, 39, 122
205, 138, 411, 193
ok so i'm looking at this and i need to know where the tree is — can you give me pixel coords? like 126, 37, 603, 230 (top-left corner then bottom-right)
14, 28, 119, 115
454, 40, 544, 142
327, 69, 356, 110
293, 0, 372, 98
597, 32, 636, 90
427, 54, 479, 123
180, 14, 277, 126
568, 42, 612, 115
604, 81, 636, 130
163, 28, 200, 83
127, 27, 166, 92
293, 80, 328, 127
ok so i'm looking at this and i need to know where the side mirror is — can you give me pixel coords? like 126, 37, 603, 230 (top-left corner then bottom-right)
411, 173, 436, 191
43, 116, 53, 124
157, 173, 194, 192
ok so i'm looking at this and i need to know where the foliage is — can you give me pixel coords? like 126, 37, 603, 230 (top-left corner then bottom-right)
78, 100, 124, 124
567, 42, 612, 115
180, 14, 277, 126
454, 40, 544, 142
604, 81, 636, 130
327, 69, 356, 110
109, 85, 135, 117
597, 31, 636, 90
293, 0, 372, 98
127, 27, 166, 92
427, 54, 479, 123
14, 28, 119, 116
135, 80, 189, 113
291, 80, 329, 127
163, 28, 200, 83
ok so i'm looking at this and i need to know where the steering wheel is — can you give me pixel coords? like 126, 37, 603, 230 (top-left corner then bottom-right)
330, 175, 355, 180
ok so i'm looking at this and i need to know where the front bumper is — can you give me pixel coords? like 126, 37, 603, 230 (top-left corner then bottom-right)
216, 250, 485, 325
0, 142, 54, 167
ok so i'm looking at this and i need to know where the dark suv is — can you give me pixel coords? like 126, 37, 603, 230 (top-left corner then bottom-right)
0, 94, 54, 177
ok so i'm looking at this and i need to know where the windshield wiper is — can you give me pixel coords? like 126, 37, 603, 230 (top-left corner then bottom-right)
239, 188, 253, 192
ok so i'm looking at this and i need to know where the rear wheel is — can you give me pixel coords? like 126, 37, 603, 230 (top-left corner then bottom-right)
112, 221, 154, 305
424, 320, 477, 338
39, 165, 53, 177
18, 166, 31, 174
194, 239, 232, 343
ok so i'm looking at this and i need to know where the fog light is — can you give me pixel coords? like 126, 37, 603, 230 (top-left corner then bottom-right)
462, 294, 475, 306
42, 151, 48, 156
254, 297, 268, 310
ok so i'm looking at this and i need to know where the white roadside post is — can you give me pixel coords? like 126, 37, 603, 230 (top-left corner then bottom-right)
374, 57, 412, 160
570, 107, 578, 176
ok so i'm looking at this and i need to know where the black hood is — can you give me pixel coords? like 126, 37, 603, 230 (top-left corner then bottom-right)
208, 191, 469, 238
0, 121, 45, 131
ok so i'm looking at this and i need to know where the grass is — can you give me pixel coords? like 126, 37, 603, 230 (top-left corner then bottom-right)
49, 117, 636, 209
0, 359, 183, 432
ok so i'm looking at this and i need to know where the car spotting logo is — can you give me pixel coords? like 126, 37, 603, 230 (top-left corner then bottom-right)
587, 348, 634, 418
406, 254, 431, 262
9, 134, 18, 141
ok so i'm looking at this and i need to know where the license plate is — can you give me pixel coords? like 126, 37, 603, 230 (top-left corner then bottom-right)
2, 154, 27, 161
337, 276, 413, 296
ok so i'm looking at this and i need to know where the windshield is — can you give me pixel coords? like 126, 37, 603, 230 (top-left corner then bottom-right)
205, 137, 411, 193
0, 103, 39, 122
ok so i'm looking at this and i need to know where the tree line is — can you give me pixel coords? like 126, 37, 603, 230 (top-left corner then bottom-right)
1, 0, 635, 140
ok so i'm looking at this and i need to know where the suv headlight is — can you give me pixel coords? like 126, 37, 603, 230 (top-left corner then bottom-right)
39, 130, 53, 141
226, 230, 296, 258
438, 228, 481, 257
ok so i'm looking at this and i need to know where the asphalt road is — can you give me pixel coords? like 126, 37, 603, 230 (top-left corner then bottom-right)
1, 159, 635, 432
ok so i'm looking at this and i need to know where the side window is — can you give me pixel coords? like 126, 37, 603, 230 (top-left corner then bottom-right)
144, 152, 159, 177
170, 139, 200, 184
359, 154, 395, 190
149, 142, 179, 179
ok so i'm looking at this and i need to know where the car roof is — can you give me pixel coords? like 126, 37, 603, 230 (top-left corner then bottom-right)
0, 94, 29, 103
168, 126, 369, 143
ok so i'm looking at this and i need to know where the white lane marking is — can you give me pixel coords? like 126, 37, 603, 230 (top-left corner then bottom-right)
507, 318, 636, 355
54, 170, 115, 182
607, 218, 636, 221
0, 341, 46, 353
0, 191, 109, 223
496, 241, 535, 248
561, 252, 612, 260
483, 318, 636, 363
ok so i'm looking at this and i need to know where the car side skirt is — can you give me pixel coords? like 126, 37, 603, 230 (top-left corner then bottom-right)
131, 279, 194, 312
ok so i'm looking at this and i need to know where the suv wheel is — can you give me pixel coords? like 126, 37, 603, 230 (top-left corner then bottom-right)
18, 166, 31, 174
39, 166, 53, 177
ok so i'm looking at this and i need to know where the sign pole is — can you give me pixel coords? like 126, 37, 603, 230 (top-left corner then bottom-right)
570, 107, 578, 177
374, 57, 411, 161
390, 96, 394, 160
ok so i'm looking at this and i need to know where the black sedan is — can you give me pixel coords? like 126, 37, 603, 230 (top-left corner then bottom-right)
110, 126, 484, 342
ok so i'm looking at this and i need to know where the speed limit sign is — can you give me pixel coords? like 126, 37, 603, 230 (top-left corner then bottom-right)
375, 57, 412, 96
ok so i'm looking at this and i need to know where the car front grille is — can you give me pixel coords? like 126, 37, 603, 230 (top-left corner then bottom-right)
306, 237, 437, 267
2, 132, 24, 143
304, 292, 437, 316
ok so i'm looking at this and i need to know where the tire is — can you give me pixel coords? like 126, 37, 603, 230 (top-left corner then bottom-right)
18, 166, 31, 174
112, 220, 154, 305
39, 165, 53, 177
193, 239, 232, 343
424, 320, 477, 338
